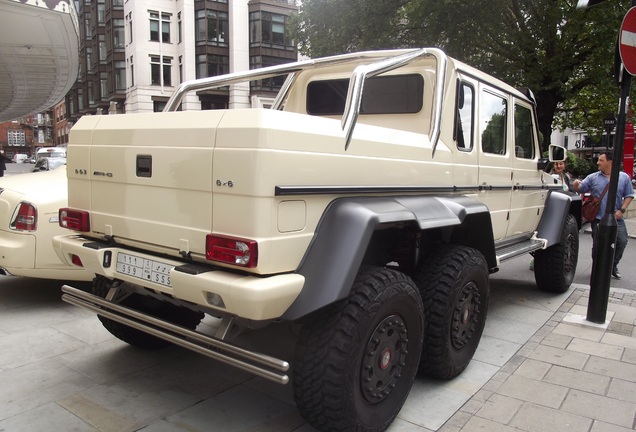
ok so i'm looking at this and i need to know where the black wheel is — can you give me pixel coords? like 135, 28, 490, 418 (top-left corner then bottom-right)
292, 266, 424, 432
93, 276, 204, 349
534, 214, 579, 293
414, 245, 489, 380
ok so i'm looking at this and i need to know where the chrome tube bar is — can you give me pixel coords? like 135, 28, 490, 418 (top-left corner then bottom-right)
341, 48, 447, 152
163, 50, 413, 112
162, 48, 447, 154
61, 285, 290, 385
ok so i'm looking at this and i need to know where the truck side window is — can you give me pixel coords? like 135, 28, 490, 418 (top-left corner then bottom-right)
455, 82, 474, 151
514, 104, 535, 159
306, 74, 423, 115
480, 90, 507, 155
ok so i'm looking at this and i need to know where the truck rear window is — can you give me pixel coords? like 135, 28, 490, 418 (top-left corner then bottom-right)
306, 74, 424, 116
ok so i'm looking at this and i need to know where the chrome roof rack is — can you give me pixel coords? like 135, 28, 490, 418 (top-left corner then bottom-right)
164, 48, 448, 153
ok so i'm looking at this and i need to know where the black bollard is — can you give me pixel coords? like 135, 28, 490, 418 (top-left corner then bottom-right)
586, 213, 617, 323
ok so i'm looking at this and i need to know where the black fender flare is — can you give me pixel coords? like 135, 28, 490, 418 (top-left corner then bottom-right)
282, 195, 496, 320
536, 191, 582, 247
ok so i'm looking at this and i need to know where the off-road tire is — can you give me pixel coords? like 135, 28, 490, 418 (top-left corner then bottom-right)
534, 214, 579, 293
414, 245, 489, 380
93, 276, 204, 349
292, 266, 424, 432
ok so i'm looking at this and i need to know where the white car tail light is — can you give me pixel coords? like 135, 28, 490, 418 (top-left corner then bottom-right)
206, 234, 258, 268
59, 208, 91, 232
11, 202, 37, 231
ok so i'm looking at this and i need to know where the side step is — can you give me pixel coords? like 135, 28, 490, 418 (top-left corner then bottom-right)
61, 285, 290, 385
495, 237, 546, 263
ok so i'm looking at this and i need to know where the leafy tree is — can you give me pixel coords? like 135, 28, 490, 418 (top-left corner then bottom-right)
289, 0, 634, 151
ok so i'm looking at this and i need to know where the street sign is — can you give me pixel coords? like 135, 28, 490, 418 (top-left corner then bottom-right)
604, 114, 617, 126
619, 7, 636, 75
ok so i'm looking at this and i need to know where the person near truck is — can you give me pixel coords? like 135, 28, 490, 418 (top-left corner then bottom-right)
550, 160, 575, 192
573, 150, 634, 280
0, 153, 12, 177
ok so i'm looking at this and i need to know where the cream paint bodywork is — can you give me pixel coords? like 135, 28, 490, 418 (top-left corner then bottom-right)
0, 166, 92, 280
56, 53, 550, 320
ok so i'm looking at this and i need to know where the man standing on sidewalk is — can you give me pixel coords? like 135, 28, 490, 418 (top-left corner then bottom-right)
573, 150, 634, 279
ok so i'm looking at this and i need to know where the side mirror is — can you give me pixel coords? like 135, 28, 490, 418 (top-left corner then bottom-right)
549, 144, 566, 162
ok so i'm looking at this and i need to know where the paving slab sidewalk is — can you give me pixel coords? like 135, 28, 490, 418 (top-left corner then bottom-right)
442, 286, 636, 432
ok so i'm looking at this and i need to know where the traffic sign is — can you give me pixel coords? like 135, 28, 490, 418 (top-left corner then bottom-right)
619, 7, 636, 75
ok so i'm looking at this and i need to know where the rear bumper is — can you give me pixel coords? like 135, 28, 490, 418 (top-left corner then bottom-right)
53, 235, 304, 321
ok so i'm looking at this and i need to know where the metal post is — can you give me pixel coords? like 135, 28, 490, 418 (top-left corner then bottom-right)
587, 67, 632, 323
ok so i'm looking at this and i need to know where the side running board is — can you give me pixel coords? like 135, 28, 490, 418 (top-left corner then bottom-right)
495, 237, 546, 263
61, 285, 290, 385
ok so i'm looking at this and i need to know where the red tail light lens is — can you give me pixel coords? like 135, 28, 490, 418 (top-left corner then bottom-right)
11, 202, 37, 231
206, 234, 258, 268
71, 254, 84, 267
59, 208, 91, 232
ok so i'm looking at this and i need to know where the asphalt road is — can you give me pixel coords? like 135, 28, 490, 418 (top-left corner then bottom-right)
3, 162, 36, 176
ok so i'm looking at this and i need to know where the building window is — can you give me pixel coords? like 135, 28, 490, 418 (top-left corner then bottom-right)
97, 0, 105, 24
150, 11, 171, 43
178, 12, 182, 44
78, 88, 84, 111
127, 12, 133, 44
150, 11, 159, 41
196, 54, 229, 79
100, 72, 108, 99
88, 85, 94, 105
153, 100, 167, 112
196, 10, 228, 47
115, 61, 126, 90
99, 34, 107, 62
86, 47, 94, 73
178, 55, 183, 83
114, 18, 125, 49
249, 56, 293, 91
113, 0, 123, 6
250, 12, 294, 49
85, 12, 93, 38
150, 55, 172, 86
7, 130, 26, 146
129, 55, 134, 87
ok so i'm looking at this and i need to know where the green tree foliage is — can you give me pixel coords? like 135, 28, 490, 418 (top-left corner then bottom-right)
289, 0, 634, 151
566, 153, 597, 178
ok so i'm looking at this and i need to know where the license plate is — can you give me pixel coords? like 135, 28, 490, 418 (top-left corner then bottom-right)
115, 252, 173, 287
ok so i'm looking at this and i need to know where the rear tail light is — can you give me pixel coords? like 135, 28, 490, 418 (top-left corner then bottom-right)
11, 202, 37, 231
206, 234, 258, 268
59, 208, 91, 232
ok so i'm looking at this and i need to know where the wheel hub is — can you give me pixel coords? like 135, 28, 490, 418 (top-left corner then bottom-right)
452, 282, 480, 350
361, 314, 408, 403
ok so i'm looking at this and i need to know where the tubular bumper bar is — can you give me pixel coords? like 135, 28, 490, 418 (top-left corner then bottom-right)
61, 285, 290, 385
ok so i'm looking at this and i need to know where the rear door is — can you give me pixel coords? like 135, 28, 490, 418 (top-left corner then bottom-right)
68, 110, 225, 258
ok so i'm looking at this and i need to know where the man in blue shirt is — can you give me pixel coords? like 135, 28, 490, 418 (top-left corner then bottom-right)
573, 150, 634, 279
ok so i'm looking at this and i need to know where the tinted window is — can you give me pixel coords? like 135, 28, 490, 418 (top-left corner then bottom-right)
307, 74, 424, 115
514, 104, 535, 159
480, 90, 507, 155
455, 82, 474, 151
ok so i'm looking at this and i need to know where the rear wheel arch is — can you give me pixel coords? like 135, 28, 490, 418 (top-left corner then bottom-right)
282, 195, 496, 320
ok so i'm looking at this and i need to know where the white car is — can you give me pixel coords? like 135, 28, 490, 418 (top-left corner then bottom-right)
0, 165, 92, 280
